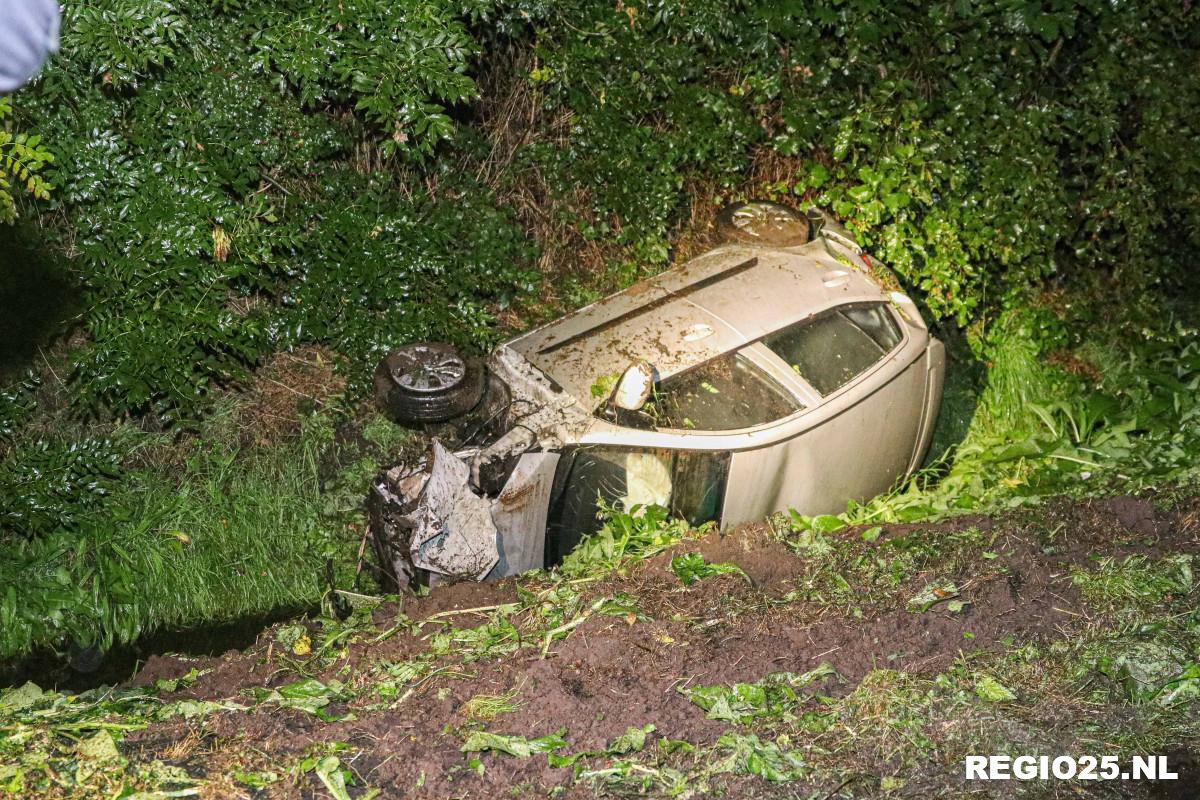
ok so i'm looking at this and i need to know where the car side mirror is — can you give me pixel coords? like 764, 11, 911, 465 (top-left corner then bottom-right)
612, 361, 656, 411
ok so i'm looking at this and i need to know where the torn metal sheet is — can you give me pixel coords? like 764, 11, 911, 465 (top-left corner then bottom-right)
367, 459, 427, 588
488, 452, 559, 578
409, 441, 499, 581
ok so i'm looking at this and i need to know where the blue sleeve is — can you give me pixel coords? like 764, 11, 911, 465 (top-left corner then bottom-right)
0, 0, 61, 93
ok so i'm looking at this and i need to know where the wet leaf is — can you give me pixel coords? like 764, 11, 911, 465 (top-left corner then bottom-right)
607, 724, 655, 755
76, 730, 123, 764
715, 732, 807, 782
974, 675, 1016, 702
315, 755, 352, 800
907, 580, 960, 613
0, 682, 43, 711
233, 770, 281, 788
461, 730, 569, 758
1094, 642, 1197, 705
670, 553, 748, 586
685, 666, 838, 724
254, 678, 349, 720
1158, 664, 1200, 706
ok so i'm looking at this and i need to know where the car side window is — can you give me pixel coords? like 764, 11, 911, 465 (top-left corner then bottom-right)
763, 303, 901, 395
629, 351, 801, 431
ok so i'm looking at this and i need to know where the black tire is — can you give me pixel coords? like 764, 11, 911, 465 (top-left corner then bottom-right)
716, 200, 811, 246
374, 342, 486, 426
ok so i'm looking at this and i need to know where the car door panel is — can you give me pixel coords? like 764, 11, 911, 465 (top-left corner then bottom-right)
722, 351, 928, 524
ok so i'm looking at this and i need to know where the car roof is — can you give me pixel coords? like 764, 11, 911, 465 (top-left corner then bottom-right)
503, 239, 892, 408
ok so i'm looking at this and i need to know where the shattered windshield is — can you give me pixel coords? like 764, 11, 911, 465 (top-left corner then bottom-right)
764, 303, 901, 395
609, 351, 802, 432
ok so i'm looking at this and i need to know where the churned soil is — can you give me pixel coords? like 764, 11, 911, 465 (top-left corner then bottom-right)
119, 494, 1200, 799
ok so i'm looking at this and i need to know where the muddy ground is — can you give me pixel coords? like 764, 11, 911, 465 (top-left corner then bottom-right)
61, 495, 1200, 798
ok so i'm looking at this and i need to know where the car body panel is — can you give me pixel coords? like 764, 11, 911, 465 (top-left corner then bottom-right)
489, 452, 560, 576
721, 343, 931, 523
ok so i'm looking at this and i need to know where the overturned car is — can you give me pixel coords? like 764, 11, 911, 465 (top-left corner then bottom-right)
369, 203, 945, 587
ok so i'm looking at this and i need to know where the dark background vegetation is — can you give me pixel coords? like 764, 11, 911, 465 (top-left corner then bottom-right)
1, 0, 1199, 662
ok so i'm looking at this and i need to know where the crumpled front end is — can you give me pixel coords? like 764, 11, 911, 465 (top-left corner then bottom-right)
367, 342, 592, 588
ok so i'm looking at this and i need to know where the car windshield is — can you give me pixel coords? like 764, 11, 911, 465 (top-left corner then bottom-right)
609, 350, 802, 432
763, 304, 901, 395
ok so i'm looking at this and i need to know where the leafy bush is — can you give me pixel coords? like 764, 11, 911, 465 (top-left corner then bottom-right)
0, 436, 122, 543
8, 0, 1198, 417
492, 0, 1200, 323
16, 0, 533, 418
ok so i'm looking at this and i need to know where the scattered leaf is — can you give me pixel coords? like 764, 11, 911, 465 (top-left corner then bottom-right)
974, 675, 1016, 702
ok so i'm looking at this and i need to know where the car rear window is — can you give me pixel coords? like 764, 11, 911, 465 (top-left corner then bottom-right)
612, 351, 802, 432
763, 304, 902, 395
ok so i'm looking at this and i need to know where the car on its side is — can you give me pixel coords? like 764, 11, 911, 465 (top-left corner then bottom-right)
369, 202, 945, 585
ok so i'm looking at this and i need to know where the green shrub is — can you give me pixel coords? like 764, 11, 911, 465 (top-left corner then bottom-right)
9, 0, 1199, 417
488, 0, 1200, 324
15, 0, 532, 419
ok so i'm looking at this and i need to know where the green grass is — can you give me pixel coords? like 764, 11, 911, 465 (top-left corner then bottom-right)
0, 412, 365, 659
460, 689, 524, 722
839, 306, 1200, 526
1071, 554, 1195, 616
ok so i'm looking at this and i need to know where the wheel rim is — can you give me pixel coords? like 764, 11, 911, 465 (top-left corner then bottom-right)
391, 345, 467, 393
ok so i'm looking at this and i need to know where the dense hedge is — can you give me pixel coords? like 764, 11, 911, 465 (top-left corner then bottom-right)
12, 1, 536, 418
6, 0, 1197, 419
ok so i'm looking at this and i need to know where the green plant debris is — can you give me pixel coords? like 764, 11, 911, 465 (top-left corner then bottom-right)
460, 689, 522, 722
547, 724, 659, 768
253, 678, 351, 721
1091, 642, 1200, 706
1072, 555, 1194, 614
297, 747, 379, 800
460, 730, 569, 759
669, 553, 748, 586
590, 372, 621, 399
973, 675, 1016, 702
560, 503, 692, 578
685, 665, 839, 725
714, 732, 807, 783
907, 580, 961, 613
607, 724, 656, 755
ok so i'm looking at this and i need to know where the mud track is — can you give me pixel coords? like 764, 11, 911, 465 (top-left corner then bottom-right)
124, 495, 1200, 798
